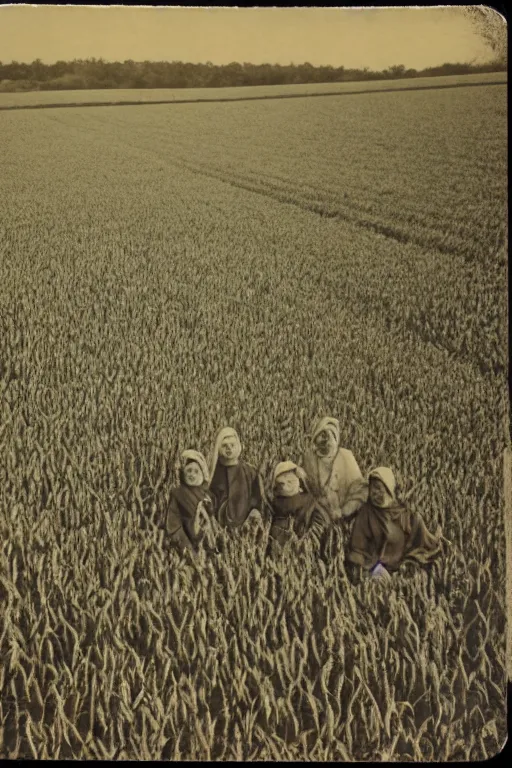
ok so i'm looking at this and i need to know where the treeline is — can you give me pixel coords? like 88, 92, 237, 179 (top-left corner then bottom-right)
0, 58, 506, 93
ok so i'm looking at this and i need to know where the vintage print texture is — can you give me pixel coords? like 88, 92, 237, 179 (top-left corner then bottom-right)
0, 5, 509, 762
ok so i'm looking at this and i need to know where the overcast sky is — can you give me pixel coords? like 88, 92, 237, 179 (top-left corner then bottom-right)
0, 5, 496, 70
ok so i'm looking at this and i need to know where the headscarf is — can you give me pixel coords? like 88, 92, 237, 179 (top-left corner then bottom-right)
272, 461, 307, 488
181, 450, 210, 485
208, 426, 241, 482
368, 466, 410, 536
311, 416, 340, 450
369, 467, 396, 501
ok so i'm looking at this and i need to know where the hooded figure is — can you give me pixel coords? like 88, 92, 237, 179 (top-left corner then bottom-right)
208, 427, 267, 529
302, 416, 367, 522
165, 450, 217, 555
267, 461, 331, 554
346, 466, 441, 575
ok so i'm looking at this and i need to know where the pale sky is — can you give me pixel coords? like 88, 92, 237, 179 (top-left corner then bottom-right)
0, 5, 497, 69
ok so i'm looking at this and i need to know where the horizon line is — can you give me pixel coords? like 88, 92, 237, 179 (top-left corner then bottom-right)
0, 56, 502, 69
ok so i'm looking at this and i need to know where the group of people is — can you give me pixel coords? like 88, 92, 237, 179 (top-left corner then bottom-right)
162, 416, 442, 580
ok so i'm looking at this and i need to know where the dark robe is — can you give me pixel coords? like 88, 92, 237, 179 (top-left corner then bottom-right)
346, 499, 441, 573
165, 482, 216, 553
210, 460, 266, 529
267, 491, 331, 553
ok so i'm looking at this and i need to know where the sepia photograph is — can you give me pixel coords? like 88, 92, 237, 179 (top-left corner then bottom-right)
0, 3, 509, 761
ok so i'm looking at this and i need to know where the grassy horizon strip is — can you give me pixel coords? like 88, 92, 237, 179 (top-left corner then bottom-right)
0, 78, 506, 112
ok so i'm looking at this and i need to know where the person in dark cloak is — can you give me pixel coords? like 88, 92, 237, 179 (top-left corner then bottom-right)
266, 461, 331, 556
345, 466, 442, 580
208, 426, 268, 529
165, 450, 219, 557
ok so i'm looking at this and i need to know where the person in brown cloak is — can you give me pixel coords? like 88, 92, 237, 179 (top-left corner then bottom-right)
302, 416, 367, 523
266, 461, 331, 556
346, 466, 441, 579
165, 450, 219, 557
208, 426, 268, 529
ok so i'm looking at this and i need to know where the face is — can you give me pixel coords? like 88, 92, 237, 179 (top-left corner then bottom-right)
369, 477, 393, 508
274, 471, 301, 497
183, 461, 203, 487
314, 429, 337, 457
218, 436, 241, 462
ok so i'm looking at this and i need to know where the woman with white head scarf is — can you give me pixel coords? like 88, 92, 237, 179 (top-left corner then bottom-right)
266, 461, 331, 555
165, 450, 218, 556
208, 426, 267, 529
302, 416, 367, 522
346, 466, 441, 579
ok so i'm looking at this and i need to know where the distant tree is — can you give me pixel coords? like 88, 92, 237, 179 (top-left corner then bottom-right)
223, 62, 245, 87
50, 60, 69, 79
0, 54, 506, 93
386, 64, 406, 79
30, 58, 47, 82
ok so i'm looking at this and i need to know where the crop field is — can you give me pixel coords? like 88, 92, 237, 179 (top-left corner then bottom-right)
0, 83, 508, 759
0, 70, 507, 110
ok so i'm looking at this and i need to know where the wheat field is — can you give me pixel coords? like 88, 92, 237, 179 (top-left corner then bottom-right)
0, 82, 508, 760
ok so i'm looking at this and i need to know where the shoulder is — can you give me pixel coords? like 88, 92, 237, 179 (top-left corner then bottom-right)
270, 498, 286, 517
168, 487, 183, 507
354, 501, 372, 519
337, 448, 356, 461
210, 462, 223, 481
241, 460, 259, 478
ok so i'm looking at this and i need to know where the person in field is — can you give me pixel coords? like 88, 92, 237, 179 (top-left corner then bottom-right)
266, 461, 331, 556
208, 426, 267, 529
165, 450, 219, 557
302, 416, 367, 523
345, 466, 441, 580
